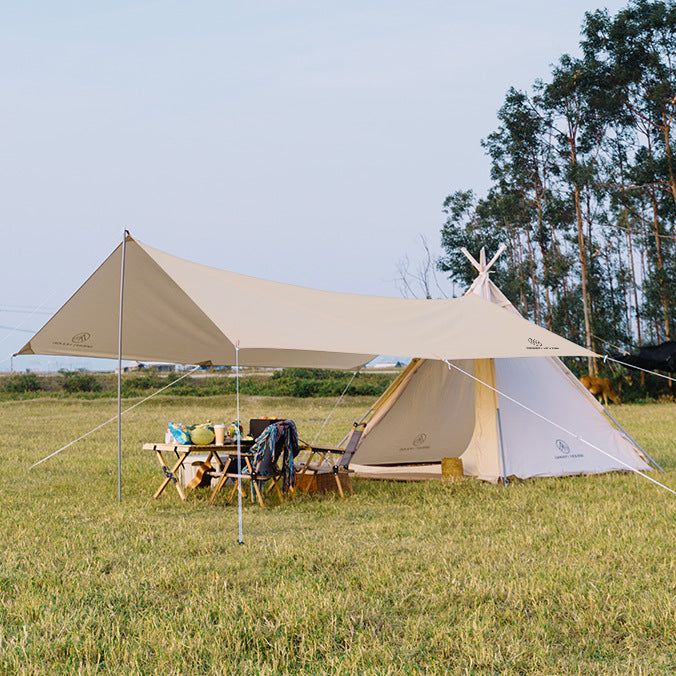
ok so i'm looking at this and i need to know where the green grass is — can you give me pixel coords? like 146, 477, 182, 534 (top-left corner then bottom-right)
1, 396, 674, 674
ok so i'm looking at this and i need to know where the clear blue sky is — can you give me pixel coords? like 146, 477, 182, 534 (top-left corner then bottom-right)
2, 0, 630, 371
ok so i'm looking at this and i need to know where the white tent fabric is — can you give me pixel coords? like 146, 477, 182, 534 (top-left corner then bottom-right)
18, 235, 593, 368
349, 257, 651, 481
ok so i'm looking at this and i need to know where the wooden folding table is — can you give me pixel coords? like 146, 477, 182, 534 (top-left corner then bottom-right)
143, 442, 252, 501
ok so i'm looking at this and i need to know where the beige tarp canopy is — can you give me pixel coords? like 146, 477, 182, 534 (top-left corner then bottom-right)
18, 234, 594, 367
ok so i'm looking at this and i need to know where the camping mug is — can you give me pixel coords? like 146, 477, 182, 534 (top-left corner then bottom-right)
214, 424, 226, 445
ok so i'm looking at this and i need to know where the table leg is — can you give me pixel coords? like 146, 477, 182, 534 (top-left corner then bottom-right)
153, 449, 190, 500
208, 456, 232, 506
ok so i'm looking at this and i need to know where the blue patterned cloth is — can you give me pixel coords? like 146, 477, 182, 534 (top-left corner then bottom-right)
250, 420, 300, 493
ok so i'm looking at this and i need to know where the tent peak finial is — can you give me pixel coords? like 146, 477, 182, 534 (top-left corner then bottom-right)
461, 244, 507, 275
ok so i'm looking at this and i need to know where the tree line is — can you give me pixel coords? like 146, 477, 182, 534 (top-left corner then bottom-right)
437, 0, 676, 373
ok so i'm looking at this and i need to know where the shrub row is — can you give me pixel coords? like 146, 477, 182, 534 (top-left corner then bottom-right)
2, 366, 671, 402
0, 368, 398, 399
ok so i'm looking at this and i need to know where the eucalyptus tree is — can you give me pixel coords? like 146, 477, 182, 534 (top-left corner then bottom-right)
482, 88, 562, 329
604, 133, 647, 346
438, 190, 495, 289
535, 54, 614, 371
582, 0, 676, 340
433, 0, 676, 361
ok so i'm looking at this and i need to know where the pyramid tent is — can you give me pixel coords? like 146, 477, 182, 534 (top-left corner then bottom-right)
348, 248, 652, 482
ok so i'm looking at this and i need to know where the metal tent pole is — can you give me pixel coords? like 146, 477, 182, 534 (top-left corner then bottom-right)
496, 407, 508, 486
602, 406, 663, 472
117, 230, 129, 503
236, 341, 243, 544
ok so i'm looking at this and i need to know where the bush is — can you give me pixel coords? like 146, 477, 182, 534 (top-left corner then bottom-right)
265, 368, 395, 398
121, 374, 165, 396
4, 373, 41, 393
61, 371, 102, 393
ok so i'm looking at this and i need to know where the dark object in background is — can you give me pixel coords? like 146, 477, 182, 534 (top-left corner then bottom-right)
249, 418, 284, 440
612, 341, 676, 373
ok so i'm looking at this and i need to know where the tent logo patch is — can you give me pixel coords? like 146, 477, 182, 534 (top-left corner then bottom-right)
554, 438, 583, 459
555, 439, 570, 454
72, 332, 91, 343
400, 433, 430, 452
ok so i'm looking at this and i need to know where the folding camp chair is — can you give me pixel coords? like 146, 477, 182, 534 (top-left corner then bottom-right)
294, 424, 362, 497
223, 420, 299, 508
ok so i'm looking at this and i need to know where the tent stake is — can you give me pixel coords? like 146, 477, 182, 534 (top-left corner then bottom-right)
117, 229, 129, 503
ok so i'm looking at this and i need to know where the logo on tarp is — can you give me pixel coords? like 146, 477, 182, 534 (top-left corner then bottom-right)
526, 336, 559, 351
72, 332, 91, 343
52, 332, 94, 350
412, 433, 427, 447
555, 439, 570, 454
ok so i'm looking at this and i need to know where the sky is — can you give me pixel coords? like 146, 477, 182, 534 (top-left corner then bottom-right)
1, 0, 632, 372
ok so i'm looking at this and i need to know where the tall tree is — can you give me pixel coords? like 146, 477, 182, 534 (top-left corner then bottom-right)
482, 88, 561, 329
583, 0, 676, 339
434, 0, 676, 364
536, 54, 612, 371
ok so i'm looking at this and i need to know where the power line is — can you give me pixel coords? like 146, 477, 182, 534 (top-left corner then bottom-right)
0, 325, 35, 333
0, 306, 54, 315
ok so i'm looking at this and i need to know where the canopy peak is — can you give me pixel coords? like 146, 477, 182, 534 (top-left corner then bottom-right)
461, 244, 506, 276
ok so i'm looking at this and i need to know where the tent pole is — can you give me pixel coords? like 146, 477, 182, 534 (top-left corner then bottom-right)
236, 342, 243, 544
602, 406, 663, 471
496, 407, 508, 486
117, 230, 129, 503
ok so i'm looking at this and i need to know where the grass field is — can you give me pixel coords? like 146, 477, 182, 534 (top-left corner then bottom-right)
0, 395, 674, 674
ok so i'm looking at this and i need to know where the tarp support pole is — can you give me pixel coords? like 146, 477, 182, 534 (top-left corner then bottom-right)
236, 341, 243, 544
117, 229, 129, 503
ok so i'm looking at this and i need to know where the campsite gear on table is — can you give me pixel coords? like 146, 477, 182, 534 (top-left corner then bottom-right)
145, 430, 356, 505
214, 424, 226, 446
190, 424, 215, 446
227, 421, 243, 440
168, 422, 191, 445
